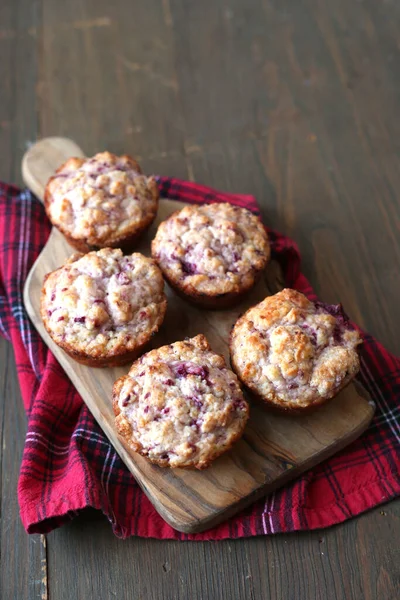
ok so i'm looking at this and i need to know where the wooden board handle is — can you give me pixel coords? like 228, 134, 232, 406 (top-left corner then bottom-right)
22, 137, 85, 202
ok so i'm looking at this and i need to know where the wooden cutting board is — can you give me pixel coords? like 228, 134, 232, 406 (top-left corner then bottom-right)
22, 137, 375, 533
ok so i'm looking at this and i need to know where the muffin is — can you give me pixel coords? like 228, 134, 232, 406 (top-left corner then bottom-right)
44, 152, 159, 252
230, 289, 362, 413
151, 203, 270, 308
41, 248, 167, 367
112, 334, 249, 469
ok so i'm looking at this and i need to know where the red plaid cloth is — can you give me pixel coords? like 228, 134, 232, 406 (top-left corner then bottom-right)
0, 178, 399, 540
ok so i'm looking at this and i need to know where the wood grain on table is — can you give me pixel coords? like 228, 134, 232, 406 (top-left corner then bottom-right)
1, 0, 399, 598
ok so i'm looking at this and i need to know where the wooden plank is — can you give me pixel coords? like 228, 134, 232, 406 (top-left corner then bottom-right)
39, 0, 188, 175
0, 340, 48, 600
22, 137, 374, 533
0, 1, 49, 599
45, 500, 400, 600
0, 0, 39, 185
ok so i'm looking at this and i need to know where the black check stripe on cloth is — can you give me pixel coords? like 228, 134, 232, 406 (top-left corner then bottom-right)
0, 178, 399, 540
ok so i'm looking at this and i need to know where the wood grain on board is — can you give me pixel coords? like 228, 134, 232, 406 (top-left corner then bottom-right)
22, 138, 374, 533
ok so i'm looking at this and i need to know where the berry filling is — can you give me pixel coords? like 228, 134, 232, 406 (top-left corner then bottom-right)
74, 316, 86, 324
181, 261, 198, 276
122, 395, 131, 407
117, 272, 131, 285
172, 362, 210, 380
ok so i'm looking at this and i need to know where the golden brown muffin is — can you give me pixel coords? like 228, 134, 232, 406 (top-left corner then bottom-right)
112, 334, 249, 469
151, 203, 270, 308
41, 248, 167, 367
229, 289, 362, 413
44, 152, 159, 252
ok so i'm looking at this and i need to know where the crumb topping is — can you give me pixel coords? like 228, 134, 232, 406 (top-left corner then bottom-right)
41, 248, 166, 357
114, 335, 249, 468
230, 289, 362, 408
152, 203, 270, 296
46, 152, 158, 246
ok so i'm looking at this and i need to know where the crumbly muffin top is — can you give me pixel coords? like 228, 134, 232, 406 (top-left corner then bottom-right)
152, 203, 270, 296
114, 334, 249, 468
45, 152, 158, 245
230, 289, 362, 409
41, 248, 166, 358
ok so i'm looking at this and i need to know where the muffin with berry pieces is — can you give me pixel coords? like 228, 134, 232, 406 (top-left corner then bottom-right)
151, 203, 270, 308
112, 334, 249, 469
44, 152, 159, 252
229, 289, 362, 413
41, 248, 167, 367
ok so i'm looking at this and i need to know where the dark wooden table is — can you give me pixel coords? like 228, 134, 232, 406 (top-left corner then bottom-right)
1, 1, 399, 598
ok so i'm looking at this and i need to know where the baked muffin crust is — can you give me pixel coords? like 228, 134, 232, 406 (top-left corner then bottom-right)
230, 289, 362, 412
41, 248, 167, 366
113, 334, 249, 468
44, 152, 159, 251
151, 203, 270, 307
